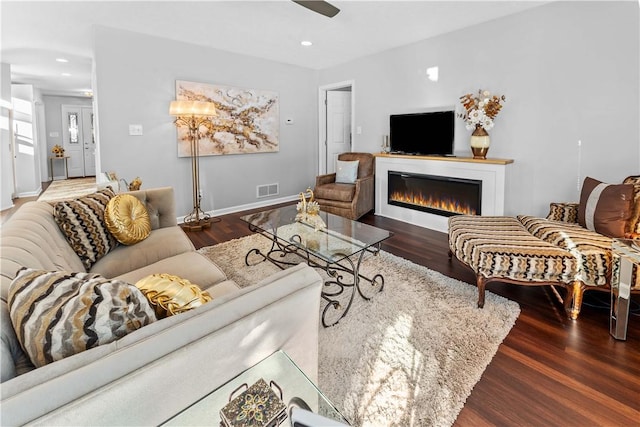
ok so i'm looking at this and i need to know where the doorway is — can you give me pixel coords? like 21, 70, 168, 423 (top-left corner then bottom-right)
61, 105, 95, 177
318, 81, 355, 174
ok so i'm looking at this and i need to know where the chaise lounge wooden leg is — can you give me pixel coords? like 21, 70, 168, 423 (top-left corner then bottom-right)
477, 275, 486, 308
564, 280, 584, 320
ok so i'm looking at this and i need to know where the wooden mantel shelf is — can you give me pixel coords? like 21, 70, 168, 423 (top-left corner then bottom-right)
374, 153, 514, 165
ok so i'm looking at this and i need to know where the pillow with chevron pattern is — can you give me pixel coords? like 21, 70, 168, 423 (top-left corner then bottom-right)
53, 187, 118, 270
7, 268, 157, 368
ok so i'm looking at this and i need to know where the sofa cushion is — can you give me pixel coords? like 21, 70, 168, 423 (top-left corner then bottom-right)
105, 194, 151, 245
314, 183, 356, 202
116, 252, 229, 292
335, 160, 359, 184
1, 304, 34, 382
135, 273, 212, 318
53, 187, 118, 270
578, 176, 634, 238
8, 268, 156, 368
90, 226, 195, 278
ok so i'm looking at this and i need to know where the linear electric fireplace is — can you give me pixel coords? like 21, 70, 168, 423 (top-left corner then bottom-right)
388, 171, 482, 217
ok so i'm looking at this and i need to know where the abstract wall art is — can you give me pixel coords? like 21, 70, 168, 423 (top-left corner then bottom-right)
175, 80, 279, 157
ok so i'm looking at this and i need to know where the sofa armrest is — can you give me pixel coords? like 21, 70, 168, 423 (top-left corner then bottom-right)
316, 173, 337, 186
547, 202, 579, 223
2, 264, 322, 427
128, 187, 177, 229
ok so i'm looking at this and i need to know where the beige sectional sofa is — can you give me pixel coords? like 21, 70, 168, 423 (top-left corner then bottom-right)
1, 187, 323, 426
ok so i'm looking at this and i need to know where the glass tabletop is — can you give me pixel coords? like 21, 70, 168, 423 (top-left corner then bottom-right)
161, 350, 348, 426
240, 205, 392, 263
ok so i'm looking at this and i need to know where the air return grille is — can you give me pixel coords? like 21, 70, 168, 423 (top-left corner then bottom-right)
256, 183, 279, 198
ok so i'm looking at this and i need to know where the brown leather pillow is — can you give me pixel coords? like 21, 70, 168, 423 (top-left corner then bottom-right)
578, 177, 634, 238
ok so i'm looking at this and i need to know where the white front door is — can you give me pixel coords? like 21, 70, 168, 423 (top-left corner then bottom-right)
326, 90, 352, 174
82, 107, 96, 176
62, 105, 95, 178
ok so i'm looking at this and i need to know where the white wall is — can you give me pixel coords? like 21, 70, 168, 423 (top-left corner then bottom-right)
1, 63, 14, 210
319, 1, 639, 217
43, 95, 93, 179
93, 27, 318, 218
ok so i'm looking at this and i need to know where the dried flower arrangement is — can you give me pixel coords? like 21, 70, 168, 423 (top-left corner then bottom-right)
51, 144, 65, 156
459, 90, 506, 131
128, 177, 142, 191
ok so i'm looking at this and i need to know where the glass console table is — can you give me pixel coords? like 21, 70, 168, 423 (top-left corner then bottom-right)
610, 238, 639, 340
161, 351, 349, 426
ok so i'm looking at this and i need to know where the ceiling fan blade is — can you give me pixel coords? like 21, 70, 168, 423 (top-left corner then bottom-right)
292, 0, 340, 18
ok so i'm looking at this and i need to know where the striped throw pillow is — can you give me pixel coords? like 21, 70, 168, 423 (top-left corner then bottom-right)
8, 268, 156, 368
623, 175, 640, 236
53, 187, 118, 270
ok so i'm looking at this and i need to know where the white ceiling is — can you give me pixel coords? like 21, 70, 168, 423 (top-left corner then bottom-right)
1, 0, 547, 97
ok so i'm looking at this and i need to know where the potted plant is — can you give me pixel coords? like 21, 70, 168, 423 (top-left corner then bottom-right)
459, 90, 506, 159
52, 144, 65, 157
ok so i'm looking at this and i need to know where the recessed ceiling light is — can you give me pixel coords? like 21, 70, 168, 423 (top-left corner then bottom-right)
301, 41, 313, 47
61, 73, 71, 77
56, 58, 69, 63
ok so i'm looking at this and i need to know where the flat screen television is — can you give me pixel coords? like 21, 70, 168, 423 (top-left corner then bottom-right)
389, 110, 455, 156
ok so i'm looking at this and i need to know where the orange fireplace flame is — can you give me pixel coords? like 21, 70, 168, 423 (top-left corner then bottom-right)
390, 190, 477, 215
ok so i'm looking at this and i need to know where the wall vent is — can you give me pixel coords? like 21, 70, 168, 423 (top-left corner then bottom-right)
256, 183, 279, 198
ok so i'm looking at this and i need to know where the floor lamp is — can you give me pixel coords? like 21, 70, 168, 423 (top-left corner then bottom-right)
169, 100, 217, 231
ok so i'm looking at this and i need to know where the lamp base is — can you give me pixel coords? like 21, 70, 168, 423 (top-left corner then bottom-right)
181, 218, 213, 232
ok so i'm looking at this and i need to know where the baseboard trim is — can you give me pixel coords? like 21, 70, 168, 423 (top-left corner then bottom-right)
177, 194, 299, 224
16, 186, 43, 199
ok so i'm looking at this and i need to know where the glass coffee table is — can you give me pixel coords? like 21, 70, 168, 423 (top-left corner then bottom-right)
241, 205, 393, 327
610, 238, 640, 340
161, 351, 349, 426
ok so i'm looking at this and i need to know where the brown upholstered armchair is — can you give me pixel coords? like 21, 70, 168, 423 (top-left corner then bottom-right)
313, 152, 375, 220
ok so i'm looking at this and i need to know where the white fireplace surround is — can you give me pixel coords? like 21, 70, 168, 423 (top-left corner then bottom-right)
375, 154, 513, 233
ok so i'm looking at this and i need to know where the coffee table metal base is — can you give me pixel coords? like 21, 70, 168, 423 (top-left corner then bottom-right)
245, 227, 384, 327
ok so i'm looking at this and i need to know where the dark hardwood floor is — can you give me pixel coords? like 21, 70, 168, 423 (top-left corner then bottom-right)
185, 207, 640, 426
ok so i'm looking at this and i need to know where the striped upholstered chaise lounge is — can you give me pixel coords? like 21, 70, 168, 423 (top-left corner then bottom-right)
448, 175, 640, 319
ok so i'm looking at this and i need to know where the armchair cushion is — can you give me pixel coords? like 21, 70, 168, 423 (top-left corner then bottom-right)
314, 183, 355, 202
335, 160, 359, 184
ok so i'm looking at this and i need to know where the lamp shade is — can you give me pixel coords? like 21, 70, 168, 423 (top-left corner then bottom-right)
169, 100, 217, 117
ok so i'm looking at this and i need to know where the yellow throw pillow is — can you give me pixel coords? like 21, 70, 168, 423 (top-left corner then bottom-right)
135, 274, 212, 318
105, 194, 151, 245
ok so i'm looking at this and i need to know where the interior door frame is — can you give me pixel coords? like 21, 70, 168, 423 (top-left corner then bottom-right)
81, 106, 96, 176
318, 80, 355, 175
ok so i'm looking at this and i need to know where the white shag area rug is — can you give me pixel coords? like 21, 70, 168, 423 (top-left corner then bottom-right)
38, 178, 97, 203
198, 234, 520, 427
